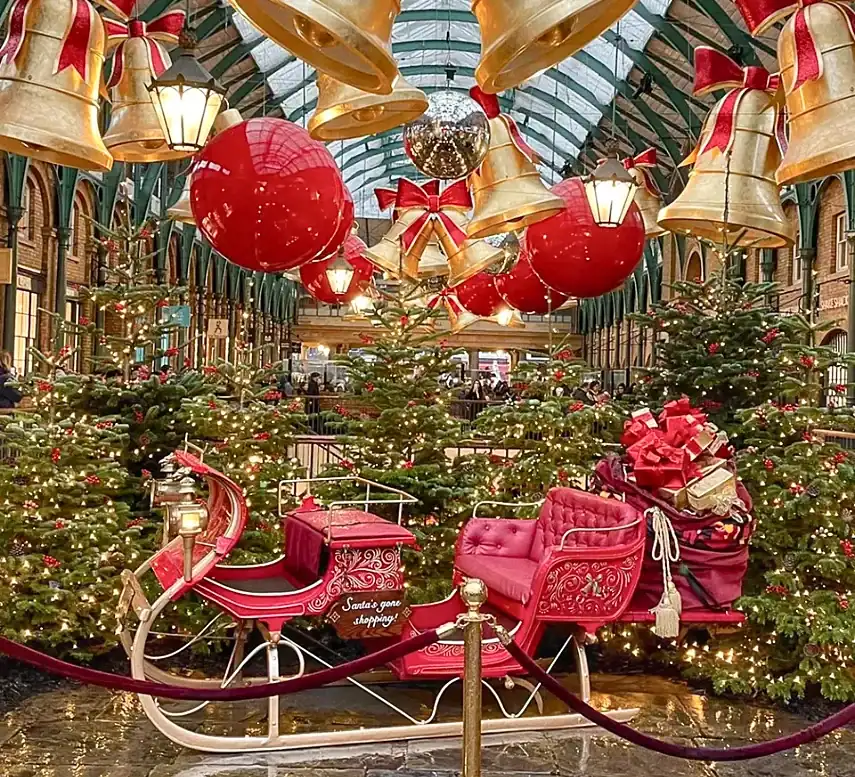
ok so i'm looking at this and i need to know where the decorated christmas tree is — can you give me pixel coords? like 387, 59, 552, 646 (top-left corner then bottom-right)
474, 341, 623, 502
0, 316, 153, 658
323, 292, 486, 602
630, 268, 794, 433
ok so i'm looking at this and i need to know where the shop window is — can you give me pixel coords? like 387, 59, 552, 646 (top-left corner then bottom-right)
836, 213, 848, 272
14, 275, 41, 374
65, 298, 81, 372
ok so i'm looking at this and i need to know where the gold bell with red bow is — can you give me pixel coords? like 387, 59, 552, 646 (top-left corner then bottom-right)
308, 73, 428, 141
426, 291, 479, 333
0, 0, 112, 170
102, 12, 189, 162
466, 86, 565, 240
623, 149, 667, 239
230, 0, 399, 94
167, 170, 194, 224
735, 0, 855, 184
658, 47, 793, 248
473, 0, 636, 93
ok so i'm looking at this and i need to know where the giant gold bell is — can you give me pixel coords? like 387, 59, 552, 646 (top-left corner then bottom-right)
467, 112, 565, 240
229, 0, 399, 94
309, 73, 427, 140
473, 0, 636, 93
658, 89, 793, 248
0, 0, 112, 170
167, 174, 194, 224
104, 37, 188, 162
363, 231, 419, 280
629, 171, 667, 239
776, 2, 855, 184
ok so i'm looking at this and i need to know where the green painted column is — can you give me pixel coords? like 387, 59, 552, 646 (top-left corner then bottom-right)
3, 154, 29, 354
55, 166, 81, 338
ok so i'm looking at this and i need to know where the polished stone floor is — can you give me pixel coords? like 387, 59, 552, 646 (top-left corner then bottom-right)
0, 672, 852, 777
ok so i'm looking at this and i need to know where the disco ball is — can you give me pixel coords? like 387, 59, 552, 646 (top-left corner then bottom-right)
402, 90, 490, 179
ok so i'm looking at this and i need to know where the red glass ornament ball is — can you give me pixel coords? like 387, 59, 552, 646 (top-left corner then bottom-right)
454, 271, 504, 317
495, 241, 568, 314
526, 177, 645, 298
191, 117, 348, 273
300, 235, 374, 305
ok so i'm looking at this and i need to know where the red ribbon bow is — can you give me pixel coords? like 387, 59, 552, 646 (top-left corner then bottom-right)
659, 396, 708, 422
622, 148, 659, 196
469, 85, 538, 164
375, 187, 398, 213
103, 11, 184, 88
628, 436, 696, 489
394, 179, 471, 252
690, 47, 783, 160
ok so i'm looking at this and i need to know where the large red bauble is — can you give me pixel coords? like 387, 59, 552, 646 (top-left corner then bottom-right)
318, 188, 354, 261
455, 271, 504, 317
526, 177, 645, 298
495, 242, 568, 314
191, 117, 348, 273
299, 235, 374, 305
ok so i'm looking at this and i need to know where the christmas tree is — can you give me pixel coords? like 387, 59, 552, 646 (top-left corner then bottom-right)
323, 293, 487, 602
630, 268, 794, 433
0, 315, 153, 658
474, 341, 623, 502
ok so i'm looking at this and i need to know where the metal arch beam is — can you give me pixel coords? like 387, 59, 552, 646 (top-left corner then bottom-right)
209, 38, 263, 76
685, 0, 775, 61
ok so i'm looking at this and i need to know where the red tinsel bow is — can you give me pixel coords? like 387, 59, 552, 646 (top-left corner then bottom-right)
622, 148, 659, 196
104, 11, 184, 88
395, 179, 471, 251
469, 85, 538, 164
689, 47, 784, 160
375, 186, 397, 213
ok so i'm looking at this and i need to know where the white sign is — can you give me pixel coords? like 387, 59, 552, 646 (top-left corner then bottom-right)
207, 318, 229, 339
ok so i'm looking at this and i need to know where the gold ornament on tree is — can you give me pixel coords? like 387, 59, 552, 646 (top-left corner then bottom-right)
466, 86, 565, 240
102, 11, 189, 162
735, 0, 855, 184
658, 47, 794, 248
0, 0, 112, 170
308, 72, 427, 140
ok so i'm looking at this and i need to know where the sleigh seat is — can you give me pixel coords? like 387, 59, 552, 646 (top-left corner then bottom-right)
454, 488, 646, 632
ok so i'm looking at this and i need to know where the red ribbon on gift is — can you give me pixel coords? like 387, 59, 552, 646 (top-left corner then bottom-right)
659, 396, 708, 423
104, 11, 184, 88
0, 0, 32, 68
621, 419, 659, 448
622, 148, 659, 196
628, 436, 697, 489
469, 86, 538, 164
690, 47, 782, 160
395, 179, 470, 252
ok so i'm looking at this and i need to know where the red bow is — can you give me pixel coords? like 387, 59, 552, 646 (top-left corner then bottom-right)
56, 0, 97, 80
622, 148, 659, 196
469, 85, 538, 164
659, 396, 707, 422
690, 47, 783, 160
104, 11, 184, 88
96, 0, 137, 20
791, 0, 855, 89
0, 0, 32, 69
375, 187, 397, 212
394, 179, 471, 251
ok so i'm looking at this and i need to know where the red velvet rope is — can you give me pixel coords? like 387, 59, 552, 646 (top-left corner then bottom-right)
504, 637, 855, 762
0, 630, 439, 702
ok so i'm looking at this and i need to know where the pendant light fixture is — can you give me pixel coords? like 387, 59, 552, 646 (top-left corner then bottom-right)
325, 248, 355, 295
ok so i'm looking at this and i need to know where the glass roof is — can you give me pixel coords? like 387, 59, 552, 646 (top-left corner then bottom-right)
231, 0, 673, 218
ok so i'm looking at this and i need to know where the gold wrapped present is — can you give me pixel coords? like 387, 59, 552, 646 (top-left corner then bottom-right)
687, 468, 739, 515
657, 486, 689, 511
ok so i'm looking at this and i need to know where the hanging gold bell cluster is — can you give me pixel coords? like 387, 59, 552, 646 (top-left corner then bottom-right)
658, 47, 794, 248
622, 149, 667, 239
735, 0, 855, 184
102, 9, 188, 161
0, 0, 113, 170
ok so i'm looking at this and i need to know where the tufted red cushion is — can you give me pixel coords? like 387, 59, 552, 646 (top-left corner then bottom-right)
530, 488, 640, 560
455, 556, 538, 603
459, 518, 538, 558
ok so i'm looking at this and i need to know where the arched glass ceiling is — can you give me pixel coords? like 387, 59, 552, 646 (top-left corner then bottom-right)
230, 0, 673, 218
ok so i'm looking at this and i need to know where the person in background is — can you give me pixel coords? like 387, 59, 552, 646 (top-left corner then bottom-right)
615, 383, 627, 400
588, 380, 602, 403
305, 372, 321, 431
278, 373, 295, 398
0, 351, 22, 409
572, 379, 592, 405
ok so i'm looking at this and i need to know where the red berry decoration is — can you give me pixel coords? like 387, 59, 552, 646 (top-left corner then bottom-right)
762, 328, 780, 344
54, 520, 64, 529
254, 431, 271, 441
113, 302, 126, 313
359, 333, 373, 344
800, 355, 816, 369
299, 235, 374, 305
402, 460, 414, 470
553, 369, 565, 381
191, 117, 349, 272
764, 459, 775, 471
835, 451, 848, 464
454, 271, 504, 317
708, 342, 721, 354
842, 539, 854, 557
526, 177, 644, 298
835, 384, 847, 394
264, 390, 282, 401
494, 242, 568, 314
50, 448, 61, 463
85, 474, 101, 485
790, 483, 806, 496
165, 347, 179, 357
36, 381, 52, 393
133, 409, 144, 423
765, 584, 788, 596
42, 555, 61, 569
128, 517, 146, 528
341, 459, 355, 471
841, 597, 850, 611
79, 316, 90, 326
570, 401, 584, 412
365, 382, 375, 393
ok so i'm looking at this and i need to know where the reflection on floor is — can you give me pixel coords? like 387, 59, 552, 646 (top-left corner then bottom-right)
0, 671, 850, 776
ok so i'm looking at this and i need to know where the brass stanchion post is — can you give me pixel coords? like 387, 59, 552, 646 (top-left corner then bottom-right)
461, 578, 487, 777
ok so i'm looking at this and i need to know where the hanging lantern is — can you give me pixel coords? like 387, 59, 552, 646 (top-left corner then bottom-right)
0, 0, 112, 170
191, 117, 349, 272
622, 148, 667, 239
300, 234, 374, 305
495, 307, 525, 328
527, 176, 644, 298
657, 47, 794, 247
309, 73, 427, 141
102, 12, 188, 162
325, 251, 355, 295
583, 146, 638, 228
167, 170, 194, 224
494, 239, 568, 314
735, 0, 855, 184
402, 90, 491, 180
229, 0, 399, 94
472, 0, 636, 93
466, 86, 565, 239
147, 30, 225, 153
